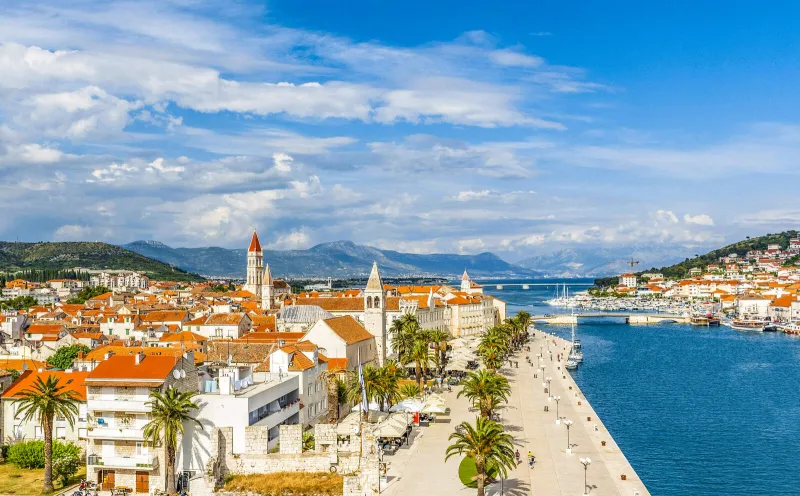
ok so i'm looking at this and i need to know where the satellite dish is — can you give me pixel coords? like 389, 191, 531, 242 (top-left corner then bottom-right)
172, 369, 181, 379
180, 370, 186, 378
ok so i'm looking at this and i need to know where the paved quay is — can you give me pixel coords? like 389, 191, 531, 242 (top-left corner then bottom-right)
382, 329, 650, 496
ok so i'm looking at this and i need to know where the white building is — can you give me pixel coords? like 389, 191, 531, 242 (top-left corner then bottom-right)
85, 353, 198, 494
2, 369, 90, 444
179, 365, 300, 477
243, 231, 264, 298
620, 273, 637, 288
301, 316, 377, 371
268, 342, 329, 426
90, 271, 149, 290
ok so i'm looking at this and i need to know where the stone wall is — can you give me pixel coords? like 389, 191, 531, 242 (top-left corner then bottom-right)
314, 423, 337, 453
278, 424, 302, 455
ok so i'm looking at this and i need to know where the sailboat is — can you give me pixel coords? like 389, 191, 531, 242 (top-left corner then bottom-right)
566, 315, 582, 369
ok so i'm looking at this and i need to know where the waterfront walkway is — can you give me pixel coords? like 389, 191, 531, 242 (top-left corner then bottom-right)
382, 330, 650, 496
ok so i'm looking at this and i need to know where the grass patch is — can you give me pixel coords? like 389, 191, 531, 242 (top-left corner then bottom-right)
224, 472, 343, 495
457, 457, 498, 489
0, 462, 85, 496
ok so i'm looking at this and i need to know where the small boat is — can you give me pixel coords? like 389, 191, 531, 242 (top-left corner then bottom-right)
691, 314, 721, 326
762, 324, 780, 332
565, 358, 578, 370
730, 319, 766, 331
573, 339, 582, 349
707, 317, 721, 326
781, 323, 800, 335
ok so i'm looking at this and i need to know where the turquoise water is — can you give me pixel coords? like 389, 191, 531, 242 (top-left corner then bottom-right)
479, 279, 800, 495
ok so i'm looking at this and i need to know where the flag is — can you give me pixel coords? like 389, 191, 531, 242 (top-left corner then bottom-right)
358, 349, 368, 414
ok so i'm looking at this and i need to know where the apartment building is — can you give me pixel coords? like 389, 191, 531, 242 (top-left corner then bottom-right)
178, 364, 300, 479
85, 352, 198, 493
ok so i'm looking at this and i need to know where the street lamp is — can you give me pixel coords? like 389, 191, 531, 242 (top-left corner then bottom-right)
546, 377, 553, 398
580, 457, 592, 495
553, 396, 561, 424
564, 419, 573, 454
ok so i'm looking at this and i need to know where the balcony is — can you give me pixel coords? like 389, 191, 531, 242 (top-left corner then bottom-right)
87, 426, 145, 441
87, 454, 158, 471
252, 401, 300, 428
88, 399, 150, 413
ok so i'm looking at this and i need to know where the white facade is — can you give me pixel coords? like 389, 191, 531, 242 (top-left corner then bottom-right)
363, 262, 387, 365
243, 231, 264, 297
90, 271, 149, 290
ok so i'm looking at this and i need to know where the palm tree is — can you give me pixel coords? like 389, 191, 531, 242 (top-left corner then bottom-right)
143, 388, 201, 495
378, 360, 406, 409
445, 417, 516, 496
399, 383, 421, 399
390, 314, 421, 364
427, 329, 451, 374
410, 338, 433, 392
346, 364, 385, 411
15, 376, 80, 493
457, 370, 511, 419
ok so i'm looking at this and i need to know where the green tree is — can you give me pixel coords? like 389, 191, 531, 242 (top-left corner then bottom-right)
0, 296, 38, 311
46, 344, 90, 370
399, 383, 421, 399
457, 370, 511, 419
143, 388, 202, 495
445, 417, 516, 496
66, 285, 110, 304
53, 449, 81, 487
14, 376, 80, 493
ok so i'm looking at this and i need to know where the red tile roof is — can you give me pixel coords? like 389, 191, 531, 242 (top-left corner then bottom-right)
248, 231, 262, 252
87, 355, 178, 382
2, 370, 90, 401
323, 316, 374, 344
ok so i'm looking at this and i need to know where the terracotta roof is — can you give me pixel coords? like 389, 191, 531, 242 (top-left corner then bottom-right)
160, 331, 208, 343
87, 355, 178, 382
141, 310, 188, 323
204, 313, 248, 326
26, 324, 65, 334
206, 341, 276, 364
84, 346, 203, 364
0, 358, 47, 372
323, 316, 374, 345
233, 332, 304, 343
248, 231, 262, 252
326, 358, 348, 372
2, 370, 90, 401
250, 315, 277, 331
291, 297, 364, 311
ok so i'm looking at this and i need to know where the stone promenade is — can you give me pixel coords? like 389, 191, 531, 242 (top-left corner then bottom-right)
382, 330, 650, 496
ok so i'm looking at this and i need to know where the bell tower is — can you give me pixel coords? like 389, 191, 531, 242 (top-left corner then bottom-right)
243, 231, 263, 296
363, 262, 386, 365
261, 264, 274, 310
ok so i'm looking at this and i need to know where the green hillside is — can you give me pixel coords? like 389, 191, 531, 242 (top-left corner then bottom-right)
0, 242, 204, 282
594, 230, 799, 287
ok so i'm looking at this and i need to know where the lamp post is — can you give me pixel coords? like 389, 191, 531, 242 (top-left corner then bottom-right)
553, 396, 561, 424
564, 419, 573, 454
580, 457, 592, 495
546, 377, 553, 398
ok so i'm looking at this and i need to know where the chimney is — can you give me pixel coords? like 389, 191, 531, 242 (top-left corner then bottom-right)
77, 351, 84, 360
104, 351, 115, 361
135, 352, 145, 365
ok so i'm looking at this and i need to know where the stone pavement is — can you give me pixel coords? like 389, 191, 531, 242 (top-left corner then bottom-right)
382, 330, 650, 496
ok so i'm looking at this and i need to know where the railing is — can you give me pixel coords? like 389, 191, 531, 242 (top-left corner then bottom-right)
87, 426, 146, 440
252, 402, 300, 428
88, 399, 150, 413
88, 454, 158, 470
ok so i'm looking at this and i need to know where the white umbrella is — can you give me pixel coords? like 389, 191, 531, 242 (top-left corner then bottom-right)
389, 399, 423, 413
426, 394, 446, 404
421, 403, 448, 415
373, 420, 406, 438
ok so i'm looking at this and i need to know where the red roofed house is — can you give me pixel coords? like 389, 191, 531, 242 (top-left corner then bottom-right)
301, 316, 377, 370
2, 369, 90, 444
85, 352, 198, 493
268, 342, 328, 426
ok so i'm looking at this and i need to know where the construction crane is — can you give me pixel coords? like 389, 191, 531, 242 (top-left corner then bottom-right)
627, 257, 640, 272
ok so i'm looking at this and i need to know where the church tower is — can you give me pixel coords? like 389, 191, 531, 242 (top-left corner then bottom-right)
364, 262, 387, 365
460, 268, 471, 293
261, 264, 274, 310
243, 231, 263, 297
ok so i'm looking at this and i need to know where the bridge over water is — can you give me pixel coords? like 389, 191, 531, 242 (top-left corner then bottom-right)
532, 313, 690, 324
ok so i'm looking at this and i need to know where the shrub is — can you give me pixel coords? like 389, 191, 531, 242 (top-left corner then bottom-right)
53, 450, 82, 486
8, 440, 81, 469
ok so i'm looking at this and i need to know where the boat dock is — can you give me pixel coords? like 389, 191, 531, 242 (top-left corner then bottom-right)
533, 313, 691, 324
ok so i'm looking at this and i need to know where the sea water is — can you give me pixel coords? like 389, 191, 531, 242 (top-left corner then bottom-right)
479, 279, 800, 496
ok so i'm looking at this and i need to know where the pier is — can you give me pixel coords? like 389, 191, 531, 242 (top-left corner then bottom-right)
492, 282, 595, 290
533, 313, 691, 324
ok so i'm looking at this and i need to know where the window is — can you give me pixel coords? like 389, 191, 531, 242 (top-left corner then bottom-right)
136, 442, 148, 456
35, 426, 43, 439
56, 427, 66, 439
13, 425, 22, 438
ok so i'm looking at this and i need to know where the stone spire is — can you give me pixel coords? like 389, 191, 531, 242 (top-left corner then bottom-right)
261, 263, 274, 310
244, 230, 264, 296
366, 262, 383, 291
461, 268, 470, 281
264, 263, 273, 285
248, 230, 262, 252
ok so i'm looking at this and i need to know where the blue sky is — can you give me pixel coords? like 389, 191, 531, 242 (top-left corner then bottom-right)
1, 0, 798, 261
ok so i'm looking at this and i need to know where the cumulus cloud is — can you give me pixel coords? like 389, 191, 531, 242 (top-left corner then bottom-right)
683, 213, 714, 226
655, 210, 679, 224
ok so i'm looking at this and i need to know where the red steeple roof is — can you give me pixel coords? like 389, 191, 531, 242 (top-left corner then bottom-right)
248, 231, 262, 252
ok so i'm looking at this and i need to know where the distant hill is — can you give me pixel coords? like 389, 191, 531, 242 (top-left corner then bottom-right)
593, 230, 799, 286
123, 240, 542, 279
516, 245, 693, 278
0, 242, 204, 282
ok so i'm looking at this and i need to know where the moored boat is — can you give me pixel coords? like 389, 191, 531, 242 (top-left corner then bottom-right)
781, 323, 800, 335
730, 318, 766, 331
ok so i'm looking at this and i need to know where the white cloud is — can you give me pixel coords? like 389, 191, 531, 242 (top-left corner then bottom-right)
489, 50, 544, 68
454, 190, 492, 201
456, 238, 486, 254
1, 143, 64, 165
655, 210, 679, 224
683, 213, 714, 226
266, 229, 310, 250
271, 153, 293, 174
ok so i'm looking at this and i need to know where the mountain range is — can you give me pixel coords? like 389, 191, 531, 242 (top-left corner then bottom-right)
122, 240, 542, 278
